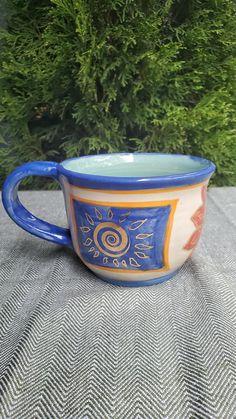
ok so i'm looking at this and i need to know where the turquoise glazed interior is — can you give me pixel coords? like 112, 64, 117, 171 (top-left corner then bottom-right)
62, 153, 211, 178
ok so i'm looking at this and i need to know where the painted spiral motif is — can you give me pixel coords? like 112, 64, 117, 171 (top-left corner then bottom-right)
93, 222, 130, 257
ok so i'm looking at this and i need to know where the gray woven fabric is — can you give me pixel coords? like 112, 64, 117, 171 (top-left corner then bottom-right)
0, 188, 236, 419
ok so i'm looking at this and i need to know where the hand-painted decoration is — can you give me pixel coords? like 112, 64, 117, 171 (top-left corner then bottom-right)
72, 200, 175, 271
184, 185, 207, 251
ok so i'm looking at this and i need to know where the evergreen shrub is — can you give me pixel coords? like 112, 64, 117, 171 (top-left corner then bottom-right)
0, 0, 236, 188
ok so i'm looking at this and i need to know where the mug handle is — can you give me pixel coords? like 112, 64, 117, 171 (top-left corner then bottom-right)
2, 161, 73, 248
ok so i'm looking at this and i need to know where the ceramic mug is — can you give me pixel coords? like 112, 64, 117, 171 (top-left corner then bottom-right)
2, 153, 215, 286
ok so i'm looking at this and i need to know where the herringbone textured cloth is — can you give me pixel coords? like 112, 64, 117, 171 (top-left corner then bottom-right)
0, 189, 236, 419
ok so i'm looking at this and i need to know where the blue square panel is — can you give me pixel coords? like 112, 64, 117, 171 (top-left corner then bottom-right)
73, 200, 172, 271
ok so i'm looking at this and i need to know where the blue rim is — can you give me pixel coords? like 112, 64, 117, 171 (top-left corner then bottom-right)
58, 153, 216, 190
96, 269, 179, 287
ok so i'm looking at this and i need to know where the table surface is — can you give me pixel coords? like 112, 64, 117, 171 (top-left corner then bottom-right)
0, 188, 236, 419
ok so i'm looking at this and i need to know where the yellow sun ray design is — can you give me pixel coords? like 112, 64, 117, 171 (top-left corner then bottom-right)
78, 206, 158, 266
129, 257, 141, 267
80, 212, 153, 267
135, 244, 153, 250
95, 208, 102, 220
80, 226, 91, 233
134, 251, 149, 259
70, 192, 178, 273
128, 219, 147, 230
83, 237, 93, 246
136, 233, 153, 240
108, 209, 113, 219
119, 212, 131, 223
85, 212, 94, 225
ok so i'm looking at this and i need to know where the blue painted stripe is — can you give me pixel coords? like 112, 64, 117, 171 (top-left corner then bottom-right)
96, 269, 179, 287
58, 153, 215, 190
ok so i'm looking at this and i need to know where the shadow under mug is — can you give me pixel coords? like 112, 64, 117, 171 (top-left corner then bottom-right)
2, 153, 215, 286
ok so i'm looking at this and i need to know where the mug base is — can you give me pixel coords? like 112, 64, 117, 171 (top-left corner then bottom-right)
96, 269, 179, 287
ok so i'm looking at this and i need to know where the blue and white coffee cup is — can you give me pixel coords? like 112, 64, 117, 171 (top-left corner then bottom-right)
2, 153, 215, 286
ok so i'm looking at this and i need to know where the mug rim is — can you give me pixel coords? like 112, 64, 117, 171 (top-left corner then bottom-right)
58, 152, 216, 190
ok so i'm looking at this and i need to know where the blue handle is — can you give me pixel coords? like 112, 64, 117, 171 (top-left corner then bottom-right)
2, 161, 72, 248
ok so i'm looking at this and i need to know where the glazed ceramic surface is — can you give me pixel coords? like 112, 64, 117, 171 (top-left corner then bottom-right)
2, 153, 215, 286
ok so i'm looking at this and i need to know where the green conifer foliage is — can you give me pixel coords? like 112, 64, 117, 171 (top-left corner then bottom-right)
0, 0, 235, 188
